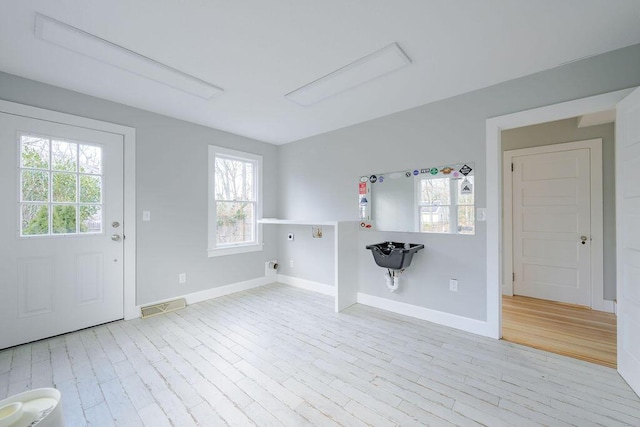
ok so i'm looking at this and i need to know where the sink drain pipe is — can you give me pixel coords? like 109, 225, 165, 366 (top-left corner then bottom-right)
385, 269, 403, 292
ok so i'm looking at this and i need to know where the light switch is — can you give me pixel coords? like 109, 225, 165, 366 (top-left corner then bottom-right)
143, 211, 151, 221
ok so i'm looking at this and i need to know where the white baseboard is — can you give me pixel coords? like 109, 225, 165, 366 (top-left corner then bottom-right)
356, 292, 491, 337
129, 276, 277, 319
133, 275, 492, 338
593, 299, 615, 314
277, 274, 335, 296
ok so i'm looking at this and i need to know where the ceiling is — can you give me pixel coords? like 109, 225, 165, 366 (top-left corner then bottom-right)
2, 1, 640, 145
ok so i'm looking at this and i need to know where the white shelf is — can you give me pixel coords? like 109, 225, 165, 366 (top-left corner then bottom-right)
258, 219, 338, 226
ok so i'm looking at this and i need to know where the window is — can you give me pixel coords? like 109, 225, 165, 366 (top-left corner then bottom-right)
456, 176, 475, 234
417, 173, 474, 235
208, 145, 262, 256
418, 177, 451, 233
19, 133, 103, 237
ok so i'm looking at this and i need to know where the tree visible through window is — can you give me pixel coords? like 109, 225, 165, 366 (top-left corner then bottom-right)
419, 177, 450, 233
417, 174, 474, 234
215, 156, 255, 244
19, 134, 103, 237
208, 146, 262, 256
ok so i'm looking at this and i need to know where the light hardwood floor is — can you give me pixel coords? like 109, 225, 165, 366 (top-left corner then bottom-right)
502, 295, 617, 368
1, 284, 638, 426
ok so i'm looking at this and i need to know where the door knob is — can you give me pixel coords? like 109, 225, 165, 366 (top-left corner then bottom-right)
111, 234, 122, 242
581, 235, 588, 245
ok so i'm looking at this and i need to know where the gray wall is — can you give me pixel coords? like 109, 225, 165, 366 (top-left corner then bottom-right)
278, 43, 640, 321
502, 118, 616, 300
0, 72, 279, 305
3, 42, 639, 321
276, 224, 335, 285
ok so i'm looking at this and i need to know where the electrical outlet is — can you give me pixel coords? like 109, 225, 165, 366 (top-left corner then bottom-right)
179, 273, 187, 284
287, 232, 294, 241
449, 279, 458, 292
290, 259, 294, 268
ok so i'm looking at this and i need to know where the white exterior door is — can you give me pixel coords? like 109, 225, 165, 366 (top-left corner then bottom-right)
0, 112, 124, 349
512, 147, 592, 306
616, 87, 640, 397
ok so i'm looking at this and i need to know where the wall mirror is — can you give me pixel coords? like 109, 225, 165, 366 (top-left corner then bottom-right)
359, 163, 475, 234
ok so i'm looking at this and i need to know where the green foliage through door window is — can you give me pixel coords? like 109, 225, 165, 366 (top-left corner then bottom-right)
19, 134, 103, 236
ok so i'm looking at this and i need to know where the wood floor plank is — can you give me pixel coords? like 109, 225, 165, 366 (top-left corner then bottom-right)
502, 295, 617, 367
0, 284, 637, 426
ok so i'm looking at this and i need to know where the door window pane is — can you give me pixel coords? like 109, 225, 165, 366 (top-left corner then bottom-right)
52, 173, 77, 202
21, 170, 49, 202
79, 144, 102, 174
80, 175, 102, 203
21, 136, 49, 169
21, 204, 49, 235
80, 206, 102, 233
19, 133, 104, 237
53, 205, 77, 234
52, 140, 77, 172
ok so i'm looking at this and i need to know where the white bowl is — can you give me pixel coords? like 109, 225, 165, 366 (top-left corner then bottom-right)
0, 401, 23, 427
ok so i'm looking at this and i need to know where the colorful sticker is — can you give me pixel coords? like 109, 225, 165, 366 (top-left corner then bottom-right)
378, 176, 384, 183
420, 168, 429, 174
360, 176, 369, 182
441, 167, 453, 174
359, 182, 367, 194
430, 167, 438, 175
405, 171, 412, 178
413, 170, 419, 176
461, 178, 473, 195
369, 175, 377, 183
459, 164, 472, 176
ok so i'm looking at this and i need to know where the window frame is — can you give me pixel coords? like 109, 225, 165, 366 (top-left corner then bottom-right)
415, 173, 475, 235
415, 176, 452, 233
17, 132, 105, 238
455, 175, 475, 235
208, 145, 263, 257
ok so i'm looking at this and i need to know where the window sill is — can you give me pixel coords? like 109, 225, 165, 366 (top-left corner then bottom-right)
207, 243, 262, 257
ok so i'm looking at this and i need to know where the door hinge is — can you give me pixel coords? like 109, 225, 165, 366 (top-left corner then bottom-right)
511, 163, 514, 172
512, 272, 515, 282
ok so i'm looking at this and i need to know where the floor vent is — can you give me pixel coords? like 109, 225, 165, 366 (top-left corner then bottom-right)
141, 298, 186, 318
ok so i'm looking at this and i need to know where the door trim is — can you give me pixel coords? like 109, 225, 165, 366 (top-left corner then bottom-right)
502, 139, 609, 312
485, 87, 635, 339
0, 99, 138, 320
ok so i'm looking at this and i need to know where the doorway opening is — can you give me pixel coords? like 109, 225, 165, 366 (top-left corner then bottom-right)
499, 115, 616, 366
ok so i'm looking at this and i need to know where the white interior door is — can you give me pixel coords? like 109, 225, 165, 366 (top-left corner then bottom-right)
616, 87, 640, 397
0, 112, 124, 349
512, 147, 592, 306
